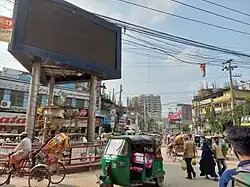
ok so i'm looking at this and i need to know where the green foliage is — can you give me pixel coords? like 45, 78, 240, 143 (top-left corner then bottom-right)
235, 104, 243, 126
205, 104, 216, 131
243, 98, 250, 116
182, 124, 190, 132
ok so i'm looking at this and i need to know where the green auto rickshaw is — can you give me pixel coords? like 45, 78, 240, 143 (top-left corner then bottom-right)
98, 135, 165, 187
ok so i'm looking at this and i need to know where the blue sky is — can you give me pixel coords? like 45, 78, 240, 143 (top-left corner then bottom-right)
0, 0, 249, 117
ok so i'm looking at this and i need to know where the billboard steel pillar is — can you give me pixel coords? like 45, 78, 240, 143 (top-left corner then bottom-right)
87, 74, 97, 143
42, 76, 55, 143
26, 62, 41, 139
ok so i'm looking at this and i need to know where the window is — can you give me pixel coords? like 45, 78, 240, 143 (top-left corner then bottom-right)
11, 91, 24, 107
3, 89, 11, 101
23, 92, 29, 108
84, 100, 89, 109
0, 88, 4, 101
66, 98, 72, 106
53, 96, 59, 104
40, 94, 47, 107
75, 99, 84, 109
104, 139, 128, 156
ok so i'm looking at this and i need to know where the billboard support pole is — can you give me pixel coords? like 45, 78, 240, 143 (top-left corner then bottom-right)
42, 76, 55, 143
26, 61, 41, 139
87, 74, 97, 143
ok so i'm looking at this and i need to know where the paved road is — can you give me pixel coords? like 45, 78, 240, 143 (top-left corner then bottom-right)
3, 159, 238, 187
3, 147, 238, 187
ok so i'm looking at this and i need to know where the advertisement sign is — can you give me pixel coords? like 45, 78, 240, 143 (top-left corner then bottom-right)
10, 0, 121, 84
104, 117, 112, 125
0, 112, 26, 126
0, 78, 90, 100
0, 16, 14, 43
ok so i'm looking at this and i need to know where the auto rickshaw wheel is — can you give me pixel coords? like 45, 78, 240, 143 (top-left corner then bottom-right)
100, 183, 114, 187
155, 176, 164, 187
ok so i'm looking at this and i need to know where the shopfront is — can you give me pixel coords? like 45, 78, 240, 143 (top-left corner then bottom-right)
103, 117, 112, 133
0, 112, 26, 133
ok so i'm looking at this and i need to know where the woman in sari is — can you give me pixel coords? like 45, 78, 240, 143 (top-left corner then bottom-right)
199, 140, 218, 180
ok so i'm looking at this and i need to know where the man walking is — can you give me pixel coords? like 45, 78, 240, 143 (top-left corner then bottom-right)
184, 135, 196, 179
213, 137, 227, 176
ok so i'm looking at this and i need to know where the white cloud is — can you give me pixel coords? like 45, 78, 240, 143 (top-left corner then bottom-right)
128, 0, 179, 25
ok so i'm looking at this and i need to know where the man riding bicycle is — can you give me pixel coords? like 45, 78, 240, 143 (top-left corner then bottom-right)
9, 132, 32, 174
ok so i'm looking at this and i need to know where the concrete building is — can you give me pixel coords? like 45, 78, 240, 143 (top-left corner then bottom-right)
139, 94, 162, 120
177, 104, 192, 125
192, 88, 250, 129
0, 67, 113, 134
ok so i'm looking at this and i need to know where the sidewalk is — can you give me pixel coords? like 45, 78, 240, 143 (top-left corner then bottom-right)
4, 170, 100, 187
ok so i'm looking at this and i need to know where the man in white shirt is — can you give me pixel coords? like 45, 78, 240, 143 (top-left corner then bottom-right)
9, 132, 32, 172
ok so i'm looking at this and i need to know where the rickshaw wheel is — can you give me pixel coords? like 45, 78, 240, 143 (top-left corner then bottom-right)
155, 176, 164, 187
50, 162, 66, 184
28, 165, 51, 187
100, 183, 114, 187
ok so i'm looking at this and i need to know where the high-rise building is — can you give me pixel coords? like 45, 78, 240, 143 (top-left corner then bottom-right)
139, 94, 162, 120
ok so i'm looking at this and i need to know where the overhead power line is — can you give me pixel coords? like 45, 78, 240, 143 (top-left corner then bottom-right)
0, 3, 12, 11
117, 0, 250, 36
96, 14, 250, 58
169, 0, 250, 26
200, 0, 250, 17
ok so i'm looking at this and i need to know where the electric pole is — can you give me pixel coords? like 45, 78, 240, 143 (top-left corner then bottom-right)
222, 59, 237, 125
119, 84, 123, 108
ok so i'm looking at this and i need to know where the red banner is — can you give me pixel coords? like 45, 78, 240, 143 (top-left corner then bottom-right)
168, 110, 183, 120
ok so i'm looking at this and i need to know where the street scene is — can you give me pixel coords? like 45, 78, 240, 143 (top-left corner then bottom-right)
0, 0, 250, 187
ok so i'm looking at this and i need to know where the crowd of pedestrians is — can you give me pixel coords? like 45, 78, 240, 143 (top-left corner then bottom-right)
165, 126, 250, 186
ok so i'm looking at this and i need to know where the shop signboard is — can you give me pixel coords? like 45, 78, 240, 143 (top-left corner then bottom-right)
0, 78, 90, 100
0, 16, 14, 43
104, 117, 112, 125
0, 112, 26, 126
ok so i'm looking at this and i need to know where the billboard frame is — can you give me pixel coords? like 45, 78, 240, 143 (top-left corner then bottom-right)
8, 0, 122, 81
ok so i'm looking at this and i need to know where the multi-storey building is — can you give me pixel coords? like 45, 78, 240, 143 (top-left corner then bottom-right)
139, 94, 162, 120
192, 88, 250, 129
0, 67, 113, 134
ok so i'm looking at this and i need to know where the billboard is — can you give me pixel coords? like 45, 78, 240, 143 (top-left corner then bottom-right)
0, 16, 14, 43
9, 0, 121, 84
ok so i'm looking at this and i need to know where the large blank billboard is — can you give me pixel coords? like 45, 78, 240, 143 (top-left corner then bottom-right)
9, 0, 121, 81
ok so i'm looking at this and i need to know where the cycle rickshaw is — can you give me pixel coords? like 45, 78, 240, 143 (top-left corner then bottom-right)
0, 133, 69, 187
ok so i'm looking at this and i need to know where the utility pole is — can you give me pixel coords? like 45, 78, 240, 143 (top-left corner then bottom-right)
113, 85, 123, 132
198, 95, 201, 132
222, 59, 237, 125
117, 85, 123, 132
119, 84, 123, 108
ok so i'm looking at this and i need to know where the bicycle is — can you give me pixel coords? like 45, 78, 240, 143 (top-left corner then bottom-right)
0, 153, 51, 187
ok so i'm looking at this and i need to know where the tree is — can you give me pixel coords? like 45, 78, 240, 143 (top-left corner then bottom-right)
182, 124, 190, 133
217, 112, 233, 132
205, 104, 216, 131
235, 104, 244, 126
244, 98, 250, 116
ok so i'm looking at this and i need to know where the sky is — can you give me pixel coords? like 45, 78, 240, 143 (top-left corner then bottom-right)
0, 0, 250, 117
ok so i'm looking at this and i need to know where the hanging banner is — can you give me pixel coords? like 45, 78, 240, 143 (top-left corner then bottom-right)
200, 63, 206, 77
0, 16, 14, 43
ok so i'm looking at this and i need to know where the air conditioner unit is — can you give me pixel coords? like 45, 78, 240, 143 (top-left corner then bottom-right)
0, 100, 11, 108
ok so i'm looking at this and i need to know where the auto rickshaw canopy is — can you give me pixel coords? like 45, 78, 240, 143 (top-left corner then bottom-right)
111, 135, 160, 145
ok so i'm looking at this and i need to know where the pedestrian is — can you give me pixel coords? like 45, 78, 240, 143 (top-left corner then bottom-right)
183, 134, 196, 180
199, 140, 218, 180
213, 136, 227, 176
219, 126, 250, 187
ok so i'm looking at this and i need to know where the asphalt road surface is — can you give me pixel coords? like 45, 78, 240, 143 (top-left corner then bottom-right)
3, 161, 234, 187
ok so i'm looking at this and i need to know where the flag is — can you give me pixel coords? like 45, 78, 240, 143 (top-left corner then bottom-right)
200, 64, 206, 77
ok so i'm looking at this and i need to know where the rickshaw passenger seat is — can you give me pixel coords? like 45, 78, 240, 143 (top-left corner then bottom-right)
130, 166, 143, 172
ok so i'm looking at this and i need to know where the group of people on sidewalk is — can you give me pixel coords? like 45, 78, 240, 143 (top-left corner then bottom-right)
179, 126, 250, 187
